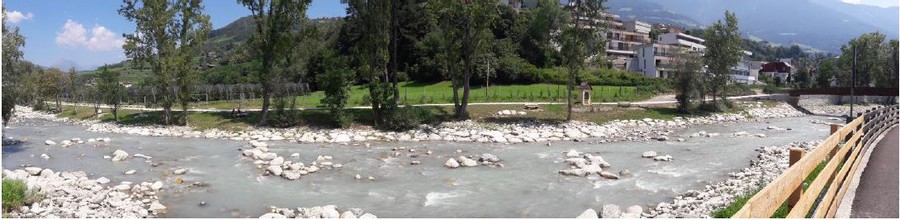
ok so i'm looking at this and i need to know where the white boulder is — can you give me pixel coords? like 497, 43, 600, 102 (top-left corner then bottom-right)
444, 159, 460, 168
577, 209, 599, 218
112, 150, 129, 161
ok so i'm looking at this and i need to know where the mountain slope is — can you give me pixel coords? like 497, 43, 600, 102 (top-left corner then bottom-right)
605, 0, 702, 28
611, 0, 898, 53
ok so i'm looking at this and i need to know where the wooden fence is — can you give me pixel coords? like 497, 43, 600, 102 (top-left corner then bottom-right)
732, 105, 899, 218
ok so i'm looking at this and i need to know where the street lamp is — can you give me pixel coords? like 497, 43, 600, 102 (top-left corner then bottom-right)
848, 47, 856, 123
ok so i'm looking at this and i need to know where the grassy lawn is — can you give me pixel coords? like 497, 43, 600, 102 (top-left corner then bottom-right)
190, 81, 651, 109
712, 161, 828, 218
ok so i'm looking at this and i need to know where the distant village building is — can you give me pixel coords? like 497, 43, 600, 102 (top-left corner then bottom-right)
729, 51, 758, 84
760, 61, 794, 83
498, 1, 774, 84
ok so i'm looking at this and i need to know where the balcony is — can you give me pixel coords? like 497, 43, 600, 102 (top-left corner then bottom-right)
653, 52, 677, 57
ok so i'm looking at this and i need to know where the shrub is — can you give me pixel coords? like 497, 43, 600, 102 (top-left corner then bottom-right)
724, 84, 754, 96
495, 56, 541, 84
2, 179, 41, 212
762, 84, 781, 94
378, 106, 434, 131
331, 111, 354, 129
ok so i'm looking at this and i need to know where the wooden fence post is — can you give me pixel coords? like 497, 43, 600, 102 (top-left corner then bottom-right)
788, 147, 806, 209
830, 124, 841, 135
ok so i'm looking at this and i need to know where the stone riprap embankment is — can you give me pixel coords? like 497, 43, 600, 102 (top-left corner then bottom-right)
575, 141, 819, 218
260, 205, 376, 218
646, 141, 819, 218
13, 102, 822, 145
2, 168, 167, 218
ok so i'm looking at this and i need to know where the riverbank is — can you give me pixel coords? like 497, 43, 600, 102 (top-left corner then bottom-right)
1, 168, 166, 218
14, 101, 826, 146
647, 141, 820, 218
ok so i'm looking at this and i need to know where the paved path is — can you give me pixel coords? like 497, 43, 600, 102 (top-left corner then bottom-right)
851, 127, 899, 218
57, 94, 780, 113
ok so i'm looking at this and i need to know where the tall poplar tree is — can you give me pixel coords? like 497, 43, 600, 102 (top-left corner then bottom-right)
120, 0, 211, 125
559, 0, 606, 121
237, 0, 312, 125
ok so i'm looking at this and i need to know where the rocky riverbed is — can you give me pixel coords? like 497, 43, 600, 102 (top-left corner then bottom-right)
574, 141, 819, 218
647, 141, 820, 218
12, 102, 846, 146
3, 101, 866, 217
260, 205, 377, 218
2, 168, 166, 218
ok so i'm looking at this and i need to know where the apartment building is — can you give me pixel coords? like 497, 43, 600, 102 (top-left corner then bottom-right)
631, 44, 681, 78
601, 12, 652, 70
629, 32, 706, 78
730, 51, 758, 84
658, 32, 706, 52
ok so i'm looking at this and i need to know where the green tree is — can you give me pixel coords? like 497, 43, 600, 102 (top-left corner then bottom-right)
120, 0, 211, 125
345, 0, 393, 125
2, 5, 26, 125
836, 32, 887, 87
455, 0, 498, 118
237, 0, 312, 125
815, 58, 837, 88
559, 0, 606, 121
173, 0, 211, 126
41, 68, 66, 111
673, 50, 704, 113
874, 39, 899, 88
317, 50, 355, 128
520, 0, 565, 68
702, 11, 742, 110
97, 66, 124, 121
793, 67, 811, 89
67, 67, 78, 115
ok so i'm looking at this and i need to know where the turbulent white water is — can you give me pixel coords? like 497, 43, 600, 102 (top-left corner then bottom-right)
1, 116, 832, 217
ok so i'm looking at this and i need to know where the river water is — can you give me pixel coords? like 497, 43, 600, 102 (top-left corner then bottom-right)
1, 116, 833, 217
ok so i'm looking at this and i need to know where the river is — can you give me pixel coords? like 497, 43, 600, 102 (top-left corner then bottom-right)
1, 115, 833, 217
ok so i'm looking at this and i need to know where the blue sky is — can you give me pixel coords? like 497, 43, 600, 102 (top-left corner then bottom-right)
4, 0, 897, 70
3, 0, 348, 70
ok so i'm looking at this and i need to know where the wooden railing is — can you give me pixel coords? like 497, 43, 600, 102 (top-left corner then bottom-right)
732, 105, 899, 218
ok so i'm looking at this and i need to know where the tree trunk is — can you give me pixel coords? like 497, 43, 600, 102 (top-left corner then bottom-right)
259, 88, 271, 125
451, 74, 461, 116
181, 102, 189, 126
567, 67, 574, 121
390, 0, 400, 107
459, 12, 472, 119
369, 66, 381, 127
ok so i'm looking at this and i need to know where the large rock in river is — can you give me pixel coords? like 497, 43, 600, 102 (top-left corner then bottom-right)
112, 150, 129, 161
577, 209, 599, 218
444, 159, 460, 168
601, 204, 622, 218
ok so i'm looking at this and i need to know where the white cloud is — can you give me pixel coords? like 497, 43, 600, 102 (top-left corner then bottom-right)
842, 0, 900, 7
86, 26, 125, 51
56, 19, 87, 46
55, 19, 124, 51
5, 11, 34, 24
